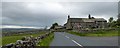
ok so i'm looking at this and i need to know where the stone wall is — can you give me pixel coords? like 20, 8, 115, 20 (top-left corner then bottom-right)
2, 32, 52, 48
75, 28, 118, 33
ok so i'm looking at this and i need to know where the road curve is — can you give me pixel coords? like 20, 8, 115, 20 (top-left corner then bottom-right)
50, 32, 118, 48
50, 32, 82, 46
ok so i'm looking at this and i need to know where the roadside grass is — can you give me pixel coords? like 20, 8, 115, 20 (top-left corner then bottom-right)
11, 32, 46, 37
0, 38, 2, 46
2, 32, 46, 46
37, 33, 54, 46
68, 30, 119, 37
2, 36, 23, 46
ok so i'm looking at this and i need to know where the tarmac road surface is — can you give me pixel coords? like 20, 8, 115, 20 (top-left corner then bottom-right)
50, 32, 118, 48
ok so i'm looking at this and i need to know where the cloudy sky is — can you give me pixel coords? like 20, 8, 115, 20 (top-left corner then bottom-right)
1, 0, 119, 28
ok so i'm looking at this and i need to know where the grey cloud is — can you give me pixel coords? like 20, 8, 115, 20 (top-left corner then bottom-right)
2, 2, 118, 27
2, 0, 119, 2
2, 2, 67, 27
62, 2, 117, 16
60, 2, 118, 21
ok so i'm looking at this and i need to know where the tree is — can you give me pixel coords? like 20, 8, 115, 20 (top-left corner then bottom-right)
109, 17, 113, 23
108, 17, 114, 28
50, 23, 58, 29
116, 14, 120, 26
118, 13, 120, 19
110, 21, 117, 27
116, 19, 120, 27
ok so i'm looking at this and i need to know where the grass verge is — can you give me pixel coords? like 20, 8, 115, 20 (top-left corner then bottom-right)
0, 38, 2, 46
2, 32, 46, 46
68, 30, 119, 37
37, 32, 54, 46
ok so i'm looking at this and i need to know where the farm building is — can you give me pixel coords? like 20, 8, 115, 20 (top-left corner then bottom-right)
64, 14, 108, 30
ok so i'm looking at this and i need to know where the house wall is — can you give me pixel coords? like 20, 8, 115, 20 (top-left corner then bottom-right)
65, 18, 107, 30
66, 19, 72, 29
95, 21, 107, 28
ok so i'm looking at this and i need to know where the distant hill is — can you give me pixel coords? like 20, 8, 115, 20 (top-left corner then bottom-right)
2, 28, 41, 32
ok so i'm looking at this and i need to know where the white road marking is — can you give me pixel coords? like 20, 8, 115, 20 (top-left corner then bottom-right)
72, 40, 83, 47
65, 36, 70, 39
60, 32, 83, 47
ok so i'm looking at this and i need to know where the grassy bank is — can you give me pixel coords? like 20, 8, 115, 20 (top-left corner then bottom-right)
0, 38, 1, 46
2, 32, 46, 46
37, 32, 54, 46
68, 30, 119, 37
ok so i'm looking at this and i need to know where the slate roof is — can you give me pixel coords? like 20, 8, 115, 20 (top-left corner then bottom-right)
68, 18, 106, 23
95, 18, 107, 21
83, 19, 95, 22
68, 18, 83, 22
54, 25, 64, 29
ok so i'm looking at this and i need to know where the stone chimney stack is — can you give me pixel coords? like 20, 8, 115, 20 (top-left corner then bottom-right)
68, 15, 70, 19
88, 14, 91, 19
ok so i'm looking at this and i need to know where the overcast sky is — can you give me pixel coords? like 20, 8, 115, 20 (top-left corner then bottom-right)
1, 0, 119, 28
1, 0, 119, 2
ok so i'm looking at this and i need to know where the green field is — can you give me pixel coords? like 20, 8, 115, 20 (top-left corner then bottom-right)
37, 33, 54, 46
68, 30, 119, 37
2, 32, 46, 46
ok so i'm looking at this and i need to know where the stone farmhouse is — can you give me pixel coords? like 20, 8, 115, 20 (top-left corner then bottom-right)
64, 14, 108, 30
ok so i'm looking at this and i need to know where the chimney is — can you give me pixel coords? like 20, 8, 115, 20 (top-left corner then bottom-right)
88, 14, 91, 19
68, 15, 70, 19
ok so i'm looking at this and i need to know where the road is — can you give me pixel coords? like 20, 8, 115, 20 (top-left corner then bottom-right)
50, 32, 118, 48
